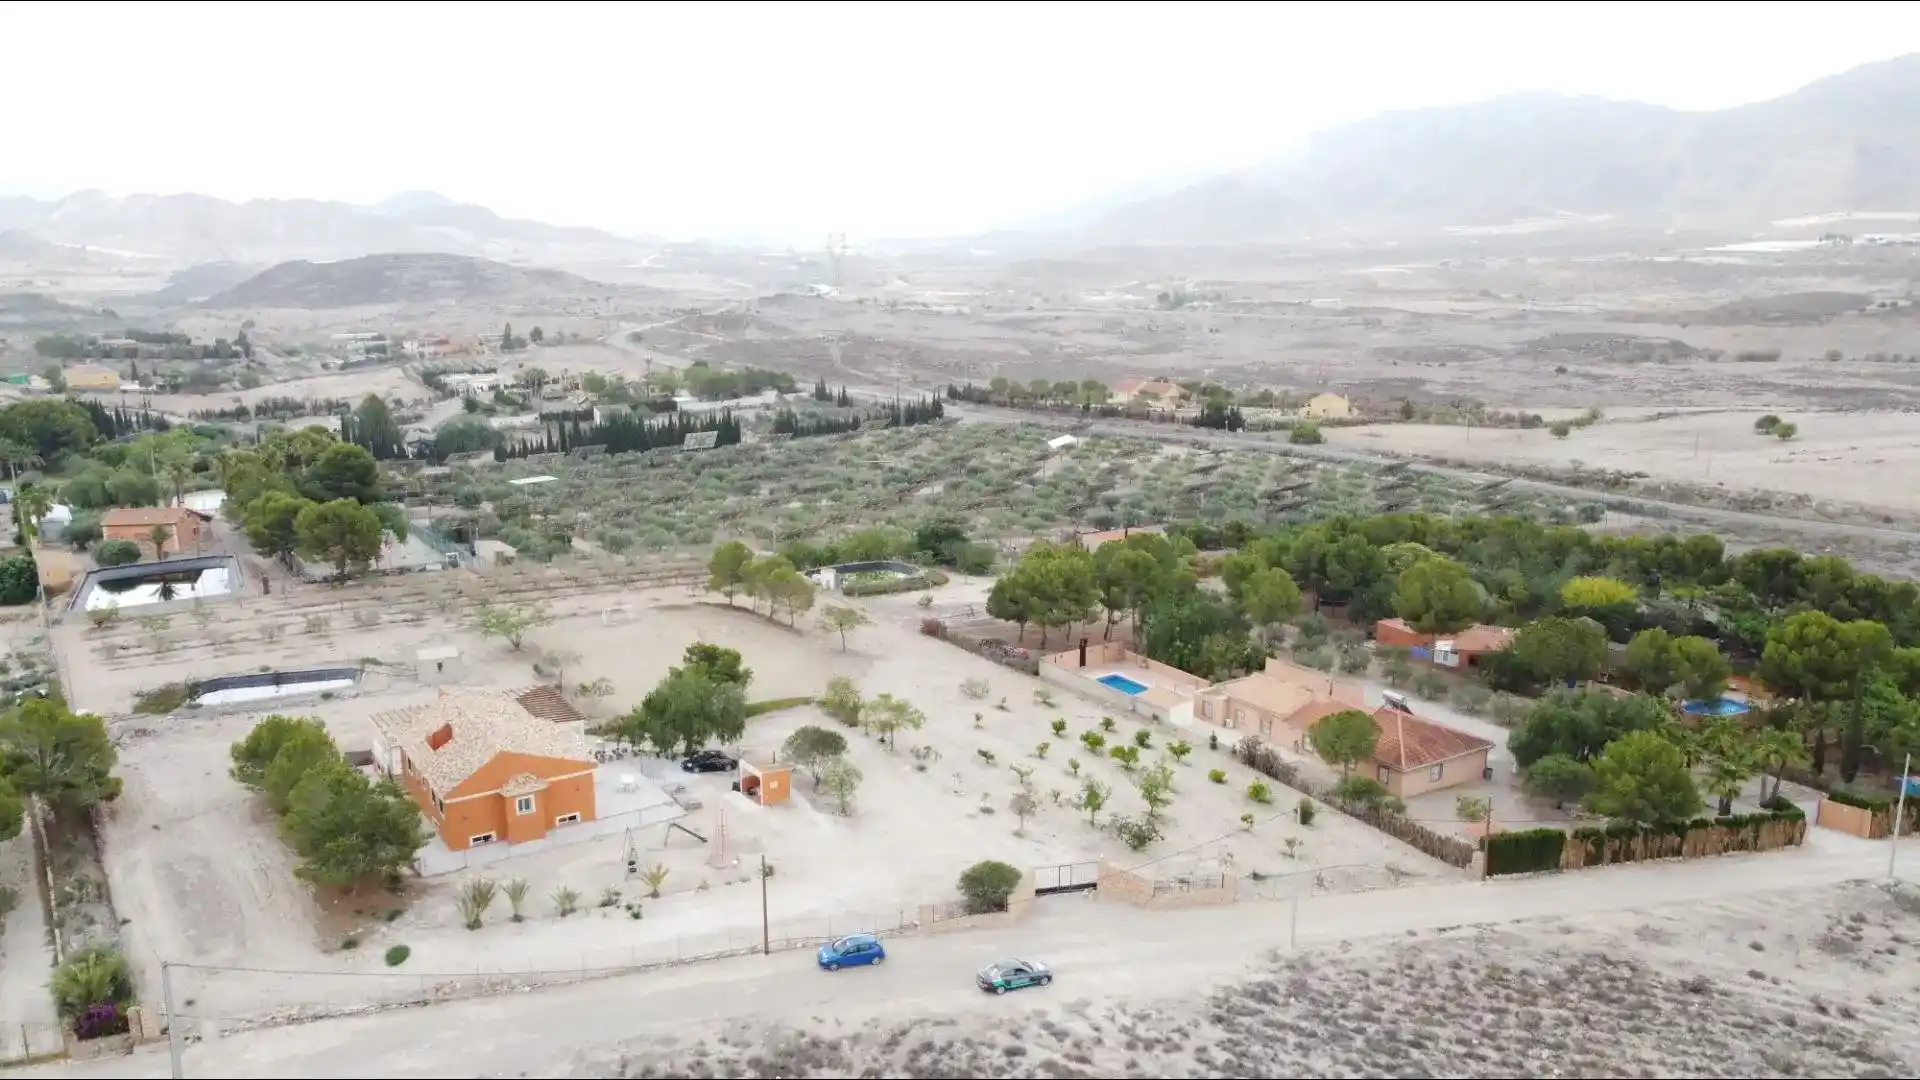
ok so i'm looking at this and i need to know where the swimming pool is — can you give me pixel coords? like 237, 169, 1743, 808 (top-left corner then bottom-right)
1097, 673, 1150, 696
1681, 697, 1751, 718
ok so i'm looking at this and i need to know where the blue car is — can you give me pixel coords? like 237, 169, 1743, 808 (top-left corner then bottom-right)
817, 933, 886, 971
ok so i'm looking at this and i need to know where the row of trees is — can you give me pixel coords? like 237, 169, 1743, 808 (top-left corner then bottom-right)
706, 542, 818, 625
230, 716, 426, 887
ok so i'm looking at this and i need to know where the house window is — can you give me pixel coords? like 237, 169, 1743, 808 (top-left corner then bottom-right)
1428, 764, 1444, 781
432, 794, 444, 814
555, 812, 582, 826
1376, 764, 1388, 782
470, 832, 495, 846
515, 795, 535, 815
1259, 717, 1272, 737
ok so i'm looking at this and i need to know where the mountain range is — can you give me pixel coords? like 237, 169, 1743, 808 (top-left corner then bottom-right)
1073, 53, 1920, 245
0, 189, 657, 266
4, 54, 1918, 263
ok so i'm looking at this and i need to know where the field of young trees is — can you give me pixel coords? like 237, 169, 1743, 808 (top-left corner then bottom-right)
414, 422, 1604, 562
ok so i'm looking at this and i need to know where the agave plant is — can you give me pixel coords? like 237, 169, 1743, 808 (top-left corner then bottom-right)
49, 946, 133, 1019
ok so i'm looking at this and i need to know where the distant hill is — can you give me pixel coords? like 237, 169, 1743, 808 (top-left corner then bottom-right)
201, 253, 606, 309
0, 190, 658, 266
0, 229, 120, 269
1083, 53, 1920, 244
146, 262, 268, 306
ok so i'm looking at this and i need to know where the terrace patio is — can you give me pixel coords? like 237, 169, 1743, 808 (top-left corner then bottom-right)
1040, 640, 1211, 725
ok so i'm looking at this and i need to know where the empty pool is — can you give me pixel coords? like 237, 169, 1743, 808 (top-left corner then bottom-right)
1097, 673, 1150, 696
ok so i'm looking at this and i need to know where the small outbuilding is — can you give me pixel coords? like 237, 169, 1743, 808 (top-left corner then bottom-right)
736, 755, 792, 806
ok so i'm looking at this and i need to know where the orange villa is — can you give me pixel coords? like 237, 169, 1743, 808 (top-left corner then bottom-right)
372, 687, 597, 851
101, 505, 208, 559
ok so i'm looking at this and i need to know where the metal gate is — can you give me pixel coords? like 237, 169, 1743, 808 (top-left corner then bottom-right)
1033, 861, 1100, 896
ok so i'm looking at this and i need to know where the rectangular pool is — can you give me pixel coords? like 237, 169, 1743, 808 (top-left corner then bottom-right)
1097, 673, 1150, 696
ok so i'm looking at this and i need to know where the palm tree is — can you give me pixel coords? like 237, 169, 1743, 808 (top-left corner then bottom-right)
148, 523, 172, 559
15, 485, 53, 547
164, 458, 191, 507
0, 438, 42, 486
1700, 716, 1761, 816
1754, 726, 1811, 802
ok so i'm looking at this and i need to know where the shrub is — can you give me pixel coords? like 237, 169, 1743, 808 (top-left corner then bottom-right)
1289, 421, 1324, 445
1411, 670, 1449, 700
1100, 717, 1116, 732
94, 539, 141, 567
1753, 413, 1782, 434
1549, 421, 1572, 438
1080, 731, 1105, 751
1336, 647, 1371, 675
50, 945, 133, 1019
384, 944, 411, 967
1208, 768, 1227, 784
73, 1002, 128, 1040
1297, 797, 1317, 826
1333, 775, 1390, 806
1450, 683, 1493, 715
1486, 828, 1568, 876
1132, 729, 1152, 749
919, 617, 947, 638
1233, 734, 1300, 787
1295, 646, 1334, 672
957, 859, 1024, 914
960, 678, 989, 700
1246, 780, 1272, 804
1112, 814, 1162, 851
1050, 719, 1068, 736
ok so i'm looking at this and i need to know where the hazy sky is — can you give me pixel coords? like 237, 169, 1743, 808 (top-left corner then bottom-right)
5, 1, 1919, 243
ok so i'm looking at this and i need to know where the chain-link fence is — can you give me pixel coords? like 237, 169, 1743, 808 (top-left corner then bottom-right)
0, 1022, 66, 1066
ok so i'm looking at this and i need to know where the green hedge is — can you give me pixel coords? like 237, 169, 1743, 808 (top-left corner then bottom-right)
1486, 828, 1568, 877
745, 696, 815, 717
841, 570, 949, 597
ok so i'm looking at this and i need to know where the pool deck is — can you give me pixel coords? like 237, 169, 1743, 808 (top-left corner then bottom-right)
1042, 643, 1210, 726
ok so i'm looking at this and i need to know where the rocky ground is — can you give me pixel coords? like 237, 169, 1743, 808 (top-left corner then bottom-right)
554, 882, 1920, 1079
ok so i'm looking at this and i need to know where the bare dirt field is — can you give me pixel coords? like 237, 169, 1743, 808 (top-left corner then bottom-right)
569, 879, 1920, 1079
1330, 409, 1920, 516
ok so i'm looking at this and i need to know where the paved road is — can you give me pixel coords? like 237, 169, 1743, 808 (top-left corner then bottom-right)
943, 403, 1920, 549
28, 844, 1912, 1079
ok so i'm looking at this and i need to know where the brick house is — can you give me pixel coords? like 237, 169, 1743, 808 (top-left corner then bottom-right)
1196, 659, 1370, 751
371, 687, 597, 851
1373, 618, 1515, 669
101, 506, 207, 559
1371, 705, 1495, 798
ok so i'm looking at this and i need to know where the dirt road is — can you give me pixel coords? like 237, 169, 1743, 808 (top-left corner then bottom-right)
25, 842, 1912, 1079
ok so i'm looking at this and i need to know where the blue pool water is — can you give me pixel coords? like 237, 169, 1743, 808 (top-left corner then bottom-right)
1681, 697, 1751, 717
1097, 673, 1150, 696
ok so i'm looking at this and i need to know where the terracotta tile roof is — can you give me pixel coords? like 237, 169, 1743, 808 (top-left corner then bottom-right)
370, 688, 591, 795
1448, 624, 1515, 654
1373, 706, 1494, 772
102, 506, 198, 528
513, 684, 586, 725
1282, 699, 1357, 732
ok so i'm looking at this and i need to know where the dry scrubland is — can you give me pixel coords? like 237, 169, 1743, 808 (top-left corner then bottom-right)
1330, 409, 1920, 519
564, 882, 1920, 1080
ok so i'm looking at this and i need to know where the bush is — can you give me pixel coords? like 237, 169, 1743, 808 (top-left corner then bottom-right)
1246, 780, 1272, 804
1297, 797, 1316, 826
384, 944, 411, 967
1294, 646, 1334, 672
1827, 788, 1892, 812
919, 617, 947, 638
1208, 768, 1227, 784
957, 859, 1024, 914
1232, 734, 1300, 787
1486, 828, 1568, 876
1336, 646, 1371, 675
1411, 669, 1449, 700
1333, 775, 1391, 807
1289, 421, 1324, 445
842, 570, 949, 597
1112, 814, 1162, 851
94, 539, 141, 567
50, 945, 134, 1019
0, 555, 36, 606
1487, 692, 1529, 726
1450, 683, 1493, 715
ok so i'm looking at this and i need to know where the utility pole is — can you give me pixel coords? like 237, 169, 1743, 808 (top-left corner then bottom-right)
759, 855, 771, 955
162, 961, 184, 1079
1892, 752, 1912, 881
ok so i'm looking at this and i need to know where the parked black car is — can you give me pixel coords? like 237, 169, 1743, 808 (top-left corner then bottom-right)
682, 750, 738, 773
